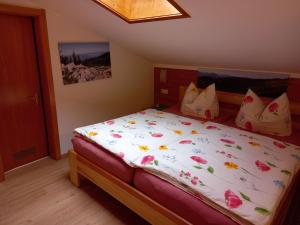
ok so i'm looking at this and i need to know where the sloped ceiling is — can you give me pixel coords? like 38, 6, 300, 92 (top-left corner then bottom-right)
32, 0, 300, 73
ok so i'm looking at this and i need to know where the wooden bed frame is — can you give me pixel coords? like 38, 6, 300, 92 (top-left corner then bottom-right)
69, 87, 300, 225
69, 150, 191, 225
69, 148, 299, 225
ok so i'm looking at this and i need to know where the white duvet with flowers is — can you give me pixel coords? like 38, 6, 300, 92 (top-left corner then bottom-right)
75, 109, 300, 225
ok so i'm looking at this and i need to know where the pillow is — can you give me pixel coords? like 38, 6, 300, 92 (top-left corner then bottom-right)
235, 89, 292, 136
181, 83, 219, 120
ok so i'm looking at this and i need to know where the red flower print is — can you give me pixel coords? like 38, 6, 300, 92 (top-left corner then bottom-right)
111, 133, 122, 138
268, 102, 279, 113
179, 140, 192, 144
191, 156, 207, 164
205, 110, 212, 119
148, 122, 156, 126
181, 121, 192, 126
150, 133, 163, 138
243, 95, 254, 104
139, 111, 146, 115
244, 121, 253, 131
191, 176, 198, 185
273, 141, 286, 149
220, 139, 235, 144
225, 190, 243, 209
206, 125, 217, 130
255, 160, 271, 172
118, 152, 125, 158
141, 155, 155, 165
106, 120, 114, 125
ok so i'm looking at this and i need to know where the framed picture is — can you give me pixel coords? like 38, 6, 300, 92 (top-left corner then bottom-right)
197, 69, 289, 98
58, 42, 111, 85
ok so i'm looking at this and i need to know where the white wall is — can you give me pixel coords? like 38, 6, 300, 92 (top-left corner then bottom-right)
0, 0, 154, 153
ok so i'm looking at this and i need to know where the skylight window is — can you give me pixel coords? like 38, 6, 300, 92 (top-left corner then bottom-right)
92, 0, 190, 23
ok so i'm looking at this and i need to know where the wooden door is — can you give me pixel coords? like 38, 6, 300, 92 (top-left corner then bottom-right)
0, 14, 48, 171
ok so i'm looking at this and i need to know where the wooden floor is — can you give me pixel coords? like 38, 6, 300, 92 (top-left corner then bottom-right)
0, 157, 149, 225
1, 157, 299, 225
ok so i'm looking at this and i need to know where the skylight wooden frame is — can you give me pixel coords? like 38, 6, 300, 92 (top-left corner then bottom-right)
92, 0, 190, 23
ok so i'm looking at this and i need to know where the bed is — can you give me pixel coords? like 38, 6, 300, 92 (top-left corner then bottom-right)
69, 87, 300, 225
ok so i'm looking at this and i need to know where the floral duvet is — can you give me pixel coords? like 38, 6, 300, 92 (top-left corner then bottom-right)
75, 109, 300, 225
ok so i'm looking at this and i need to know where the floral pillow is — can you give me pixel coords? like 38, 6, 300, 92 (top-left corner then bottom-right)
181, 83, 219, 120
235, 89, 292, 136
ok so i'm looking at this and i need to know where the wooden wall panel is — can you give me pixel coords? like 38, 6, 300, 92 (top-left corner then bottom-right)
287, 78, 300, 103
154, 68, 197, 107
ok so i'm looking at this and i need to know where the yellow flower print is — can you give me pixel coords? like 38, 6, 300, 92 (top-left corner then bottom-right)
248, 141, 261, 148
174, 130, 183, 135
88, 131, 98, 137
139, 145, 149, 151
128, 121, 136, 124
159, 145, 168, 150
191, 130, 199, 134
224, 162, 239, 170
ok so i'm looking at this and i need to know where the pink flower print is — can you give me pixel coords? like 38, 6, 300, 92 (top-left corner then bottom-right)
205, 110, 212, 119
148, 122, 156, 126
206, 125, 217, 130
191, 156, 207, 164
106, 120, 114, 125
225, 190, 243, 209
185, 172, 191, 177
111, 133, 122, 138
191, 176, 198, 185
118, 152, 125, 158
244, 121, 253, 131
141, 155, 155, 165
220, 139, 235, 144
243, 95, 254, 104
268, 102, 279, 113
179, 140, 192, 144
181, 121, 192, 126
139, 111, 146, 115
255, 160, 271, 172
150, 132, 163, 138
273, 141, 286, 149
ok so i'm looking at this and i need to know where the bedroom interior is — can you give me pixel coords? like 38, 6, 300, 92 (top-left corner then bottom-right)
0, 1, 300, 225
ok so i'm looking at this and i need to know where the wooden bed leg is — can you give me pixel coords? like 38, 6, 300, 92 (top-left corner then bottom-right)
68, 150, 81, 187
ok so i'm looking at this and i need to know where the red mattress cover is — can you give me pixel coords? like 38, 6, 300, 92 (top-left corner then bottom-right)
134, 169, 238, 225
72, 136, 134, 183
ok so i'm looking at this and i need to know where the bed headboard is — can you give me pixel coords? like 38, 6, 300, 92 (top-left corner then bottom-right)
179, 86, 300, 116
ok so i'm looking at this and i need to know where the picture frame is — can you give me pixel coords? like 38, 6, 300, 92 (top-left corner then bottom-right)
58, 42, 111, 85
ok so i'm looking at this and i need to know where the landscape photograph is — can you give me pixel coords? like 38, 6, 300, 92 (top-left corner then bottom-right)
59, 42, 111, 85
197, 69, 289, 97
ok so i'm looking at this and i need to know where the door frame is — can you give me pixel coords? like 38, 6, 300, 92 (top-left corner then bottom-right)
0, 4, 61, 181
